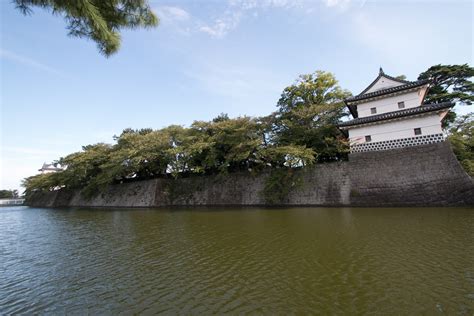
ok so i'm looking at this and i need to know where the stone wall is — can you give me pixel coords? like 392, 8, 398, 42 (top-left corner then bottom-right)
26, 142, 474, 208
346, 142, 474, 206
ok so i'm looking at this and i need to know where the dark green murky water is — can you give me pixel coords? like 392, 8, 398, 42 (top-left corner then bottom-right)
1, 206, 473, 314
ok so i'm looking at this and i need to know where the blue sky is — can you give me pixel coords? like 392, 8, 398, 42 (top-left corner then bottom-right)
1, 0, 472, 191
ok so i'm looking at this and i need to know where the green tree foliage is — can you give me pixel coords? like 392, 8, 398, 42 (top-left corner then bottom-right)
272, 71, 352, 162
448, 113, 474, 176
22, 118, 320, 196
20, 71, 352, 197
195, 117, 263, 173
258, 145, 315, 168
22, 172, 63, 196
261, 168, 302, 205
14, 0, 158, 56
212, 113, 230, 123
0, 190, 19, 199
418, 64, 474, 105
22, 66, 473, 198
418, 64, 474, 126
162, 124, 209, 176
59, 143, 113, 189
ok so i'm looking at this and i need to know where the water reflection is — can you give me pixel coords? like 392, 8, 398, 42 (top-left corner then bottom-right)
0, 206, 473, 314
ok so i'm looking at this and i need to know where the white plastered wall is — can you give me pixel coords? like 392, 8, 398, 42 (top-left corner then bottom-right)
356, 87, 428, 118
365, 76, 404, 93
348, 113, 444, 144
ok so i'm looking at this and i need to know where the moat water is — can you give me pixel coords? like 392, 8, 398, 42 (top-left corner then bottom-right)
1, 206, 473, 314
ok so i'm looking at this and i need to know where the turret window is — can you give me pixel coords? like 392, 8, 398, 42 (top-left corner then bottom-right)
398, 101, 405, 109
370, 107, 377, 114
414, 128, 422, 135
365, 135, 372, 142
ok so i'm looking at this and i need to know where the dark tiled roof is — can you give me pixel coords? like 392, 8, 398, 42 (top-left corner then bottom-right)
358, 68, 411, 96
337, 102, 454, 128
345, 79, 430, 103
344, 78, 430, 118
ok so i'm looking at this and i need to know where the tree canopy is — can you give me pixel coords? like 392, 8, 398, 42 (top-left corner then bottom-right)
448, 113, 474, 176
23, 70, 350, 197
418, 64, 474, 126
22, 66, 473, 197
14, 0, 158, 56
272, 71, 351, 162
21, 115, 317, 197
0, 190, 20, 199
418, 64, 474, 106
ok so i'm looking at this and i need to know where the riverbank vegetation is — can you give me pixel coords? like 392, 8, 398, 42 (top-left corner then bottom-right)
421, 64, 474, 176
449, 113, 474, 176
23, 65, 474, 198
23, 71, 350, 198
0, 190, 20, 199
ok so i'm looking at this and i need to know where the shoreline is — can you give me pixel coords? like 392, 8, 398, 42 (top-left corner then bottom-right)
26, 142, 474, 208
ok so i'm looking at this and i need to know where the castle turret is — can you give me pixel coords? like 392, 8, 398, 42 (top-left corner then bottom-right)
338, 69, 453, 153
39, 162, 63, 174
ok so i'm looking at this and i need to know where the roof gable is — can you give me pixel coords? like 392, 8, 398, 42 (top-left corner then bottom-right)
359, 68, 411, 95
344, 68, 430, 118
364, 76, 405, 93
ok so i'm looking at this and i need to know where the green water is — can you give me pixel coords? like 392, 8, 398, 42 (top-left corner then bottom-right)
1, 206, 473, 314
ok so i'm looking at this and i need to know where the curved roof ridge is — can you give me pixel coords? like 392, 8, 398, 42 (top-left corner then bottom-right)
337, 102, 453, 128
346, 79, 430, 103
358, 69, 413, 96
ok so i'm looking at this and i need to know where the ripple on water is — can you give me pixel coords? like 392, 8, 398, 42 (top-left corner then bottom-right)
0, 206, 473, 314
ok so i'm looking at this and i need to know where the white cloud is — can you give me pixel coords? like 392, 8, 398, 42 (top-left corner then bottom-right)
154, 0, 354, 38
199, 10, 242, 38
198, 0, 307, 38
325, 0, 352, 9
229, 0, 302, 10
156, 6, 190, 23
0, 49, 65, 76
154, 6, 193, 35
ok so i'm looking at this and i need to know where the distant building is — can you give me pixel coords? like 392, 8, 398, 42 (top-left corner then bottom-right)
338, 68, 453, 153
39, 163, 63, 174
